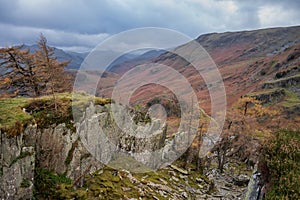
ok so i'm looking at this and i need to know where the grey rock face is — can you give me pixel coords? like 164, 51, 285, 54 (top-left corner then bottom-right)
0, 123, 102, 199
244, 165, 264, 200
76, 103, 168, 171
76, 103, 198, 172
254, 89, 286, 104
0, 132, 35, 200
262, 75, 300, 89
0, 103, 170, 199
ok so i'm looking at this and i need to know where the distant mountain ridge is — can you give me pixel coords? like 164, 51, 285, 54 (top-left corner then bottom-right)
195, 25, 300, 65
107, 49, 165, 74
91, 26, 299, 120
21, 45, 165, 71
22, 44, 87, 69
1, 26, 299, 126
15, 26, 300, 113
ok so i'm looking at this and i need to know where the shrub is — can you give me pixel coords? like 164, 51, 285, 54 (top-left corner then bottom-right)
34, 168, 72, 199
262, 129, 300, 199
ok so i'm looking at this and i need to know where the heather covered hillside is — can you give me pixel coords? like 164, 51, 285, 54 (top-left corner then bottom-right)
1, 26, 299, 199
0, 0, 300, 199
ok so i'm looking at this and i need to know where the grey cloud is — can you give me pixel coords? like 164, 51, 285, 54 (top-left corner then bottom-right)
0, 23, 109, 52
0, 0, 299, 52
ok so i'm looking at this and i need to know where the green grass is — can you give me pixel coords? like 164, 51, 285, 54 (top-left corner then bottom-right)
248, 88, 282, 96
281, 90, 300, 108
248, 88, 299, 108
265, 73, 300, 84
0, 97, 32, 128
54, 162, 212, 199
0, 92, 111, 136
34, 168, 72, 199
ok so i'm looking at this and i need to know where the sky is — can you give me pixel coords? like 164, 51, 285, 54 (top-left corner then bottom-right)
0, 0, 299, 52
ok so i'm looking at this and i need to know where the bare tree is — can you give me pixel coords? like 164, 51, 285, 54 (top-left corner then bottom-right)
212, 97, 278, 172
35, 34, 71, 111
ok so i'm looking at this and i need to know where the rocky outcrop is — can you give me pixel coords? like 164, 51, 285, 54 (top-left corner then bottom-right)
252, 89, 286, 104
0, 103, 168, 199
75, 103, 168, 170
1, 101, 261, 199
75, 103, 200, 172
262, 74, 300, 89
244, 165, 265, 200
0, 134, 35, 200
0, 123, 103, 200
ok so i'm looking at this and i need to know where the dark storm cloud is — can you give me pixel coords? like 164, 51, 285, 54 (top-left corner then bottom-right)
0, 0, 299, 52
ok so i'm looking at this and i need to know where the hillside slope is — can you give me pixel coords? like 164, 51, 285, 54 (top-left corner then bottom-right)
98, 26, 299, 117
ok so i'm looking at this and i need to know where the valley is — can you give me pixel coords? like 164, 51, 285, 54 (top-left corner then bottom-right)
0, 25, 299, 200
